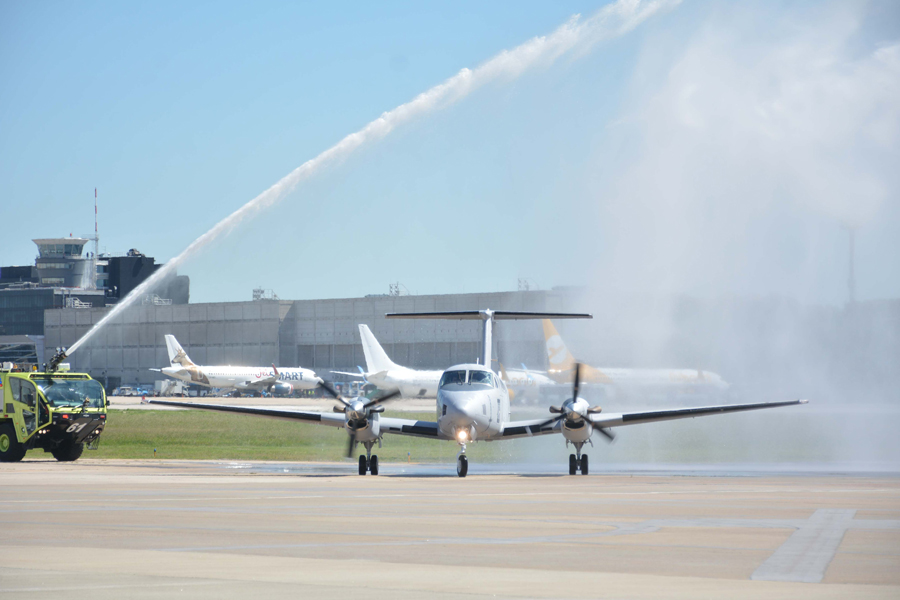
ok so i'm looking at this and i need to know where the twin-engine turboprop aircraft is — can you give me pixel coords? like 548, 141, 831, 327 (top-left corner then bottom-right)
154, 335, 322, 396
145, 310, 807, 477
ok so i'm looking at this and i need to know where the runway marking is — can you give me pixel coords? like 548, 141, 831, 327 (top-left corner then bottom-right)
751, 509, 856, 583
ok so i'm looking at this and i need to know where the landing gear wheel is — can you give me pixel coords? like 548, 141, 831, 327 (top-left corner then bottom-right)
0, 423, 25, 463
358, 455, 367, 475
568, 454, 577, 475
580, 454, 589, 475
51, 440, 84, 462
370, 455, 379, 476
456, 455, 468, 478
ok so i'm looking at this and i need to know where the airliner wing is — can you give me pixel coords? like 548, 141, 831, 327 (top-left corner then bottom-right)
379, 417, 441, 440
500, 418, 561, 439
331, 371, 366, 378
587, 399, 808, 429
143, 399, 347, 427
238, 374, 280, 390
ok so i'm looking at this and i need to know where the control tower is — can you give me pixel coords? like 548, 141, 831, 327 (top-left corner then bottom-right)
32, 238, 95, 288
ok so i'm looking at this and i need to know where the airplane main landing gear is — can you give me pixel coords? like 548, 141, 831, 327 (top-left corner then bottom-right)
359, 442, 379, 476
569, 454, 577, 475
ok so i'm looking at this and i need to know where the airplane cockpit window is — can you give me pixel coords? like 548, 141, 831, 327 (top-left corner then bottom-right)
468, 370, 493, 388
439, 370, 467, 388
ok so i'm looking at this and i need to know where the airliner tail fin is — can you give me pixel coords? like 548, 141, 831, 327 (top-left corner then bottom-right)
359, 324, 399, 372
542, 320, 576, 373
165, 335, 194, 367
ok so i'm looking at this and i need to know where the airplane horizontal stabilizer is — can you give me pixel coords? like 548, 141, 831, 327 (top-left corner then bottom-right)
386, 310, 592, 321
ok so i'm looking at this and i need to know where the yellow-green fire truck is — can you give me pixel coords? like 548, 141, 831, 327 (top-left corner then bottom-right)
0, 362, 107, 462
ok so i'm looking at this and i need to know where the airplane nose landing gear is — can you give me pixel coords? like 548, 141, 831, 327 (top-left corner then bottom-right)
457, 439, 468, 478
569, 442, 588, 475
457, 454, 468, 477
360, 441, 379, 476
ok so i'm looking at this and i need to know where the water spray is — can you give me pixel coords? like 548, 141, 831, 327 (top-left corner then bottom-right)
62, 0, 676, 360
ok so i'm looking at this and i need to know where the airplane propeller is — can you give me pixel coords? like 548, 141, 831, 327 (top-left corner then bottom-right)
541, 363, 615, 441
317, 381, 402, 456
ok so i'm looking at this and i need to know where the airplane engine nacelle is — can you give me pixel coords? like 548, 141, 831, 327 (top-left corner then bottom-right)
561, 419, 592, 444
352, 415, 380, 442
271, 382, 294, 397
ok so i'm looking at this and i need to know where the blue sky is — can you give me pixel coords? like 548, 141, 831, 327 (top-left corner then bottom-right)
2, 0, 898, 304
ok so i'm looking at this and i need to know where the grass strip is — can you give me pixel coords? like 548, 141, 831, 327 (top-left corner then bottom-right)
28, 409, 518, 462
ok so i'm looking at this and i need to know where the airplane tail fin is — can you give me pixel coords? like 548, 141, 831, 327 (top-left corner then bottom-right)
165, 335, 195, 367
542, 320, 576, 373
359, 325, 399, 373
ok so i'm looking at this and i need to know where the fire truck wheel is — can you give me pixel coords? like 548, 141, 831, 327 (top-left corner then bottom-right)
0, 423, 26, 462
51, 440, 84, 462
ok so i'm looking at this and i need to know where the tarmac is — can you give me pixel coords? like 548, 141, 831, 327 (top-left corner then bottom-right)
0, 459, 898, 599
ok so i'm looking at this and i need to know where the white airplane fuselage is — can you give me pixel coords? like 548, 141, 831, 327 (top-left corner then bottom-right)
550, 366, 731, 392
365, 367, 442, 399
162, 365, 321, 392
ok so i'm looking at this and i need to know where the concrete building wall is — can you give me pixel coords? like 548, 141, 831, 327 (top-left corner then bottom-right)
44, 300, 292, 387
278, 290, 569, 373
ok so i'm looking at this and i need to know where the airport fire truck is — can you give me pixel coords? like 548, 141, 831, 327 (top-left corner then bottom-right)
0, 361, 107, 462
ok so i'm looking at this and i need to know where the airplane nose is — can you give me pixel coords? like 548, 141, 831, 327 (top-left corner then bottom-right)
440, 392, 489, 437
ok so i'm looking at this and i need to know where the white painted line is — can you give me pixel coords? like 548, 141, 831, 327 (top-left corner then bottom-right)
751, 509, 855, 583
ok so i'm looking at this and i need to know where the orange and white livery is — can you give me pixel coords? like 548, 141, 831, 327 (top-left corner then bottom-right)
543, 320, 729, 391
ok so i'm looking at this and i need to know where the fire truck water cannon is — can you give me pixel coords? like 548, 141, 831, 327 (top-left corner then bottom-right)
47, 348, 69, 372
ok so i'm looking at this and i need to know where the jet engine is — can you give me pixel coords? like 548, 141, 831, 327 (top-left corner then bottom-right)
270, 382, 294, 397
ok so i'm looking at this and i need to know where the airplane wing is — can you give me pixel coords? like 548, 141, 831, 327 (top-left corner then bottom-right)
500, 418, 562, 439
142, 399, 443, 440
143, 398, 347, 428
238, 367, 282, 390
587, 399, 808, 429
379, 417, 441, 440
331, 371, 366, 378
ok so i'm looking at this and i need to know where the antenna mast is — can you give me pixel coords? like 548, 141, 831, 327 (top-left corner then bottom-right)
94, 187, 99, 258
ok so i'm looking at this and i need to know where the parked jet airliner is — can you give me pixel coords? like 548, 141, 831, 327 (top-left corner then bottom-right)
154, 335, 322, 396
146, 311, 806, 477
332, 324, 443, 399
543, 320, 730, 392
